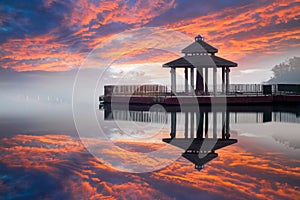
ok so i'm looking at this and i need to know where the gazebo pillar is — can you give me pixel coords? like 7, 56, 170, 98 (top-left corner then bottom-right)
222, 67, 225, 94
213, 111, 217, 138
190, 68, 194, 90
222, 111, 225, 139
196, 111, 204, 139
213, 66, 217, 95
196, 67, 204, 95
185, 112, 189, 138
226, 110, 230, 139
170, 68, 176, 93
225, 67, 230, 94
205, 68, 208, 94
184, 67, 189, 93
190, 112, 194, 138
205, 111, 208, 138
170, 112, 176, 138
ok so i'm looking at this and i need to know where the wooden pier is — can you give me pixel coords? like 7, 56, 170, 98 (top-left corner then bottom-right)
101, 35, 300, 106
102, 94, 300, 106
102, 84, 300, 106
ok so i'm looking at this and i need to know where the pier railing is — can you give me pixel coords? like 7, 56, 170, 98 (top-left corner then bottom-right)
229, 84, 263, 94
104, 84, 300, 97
104, 84, 169, 97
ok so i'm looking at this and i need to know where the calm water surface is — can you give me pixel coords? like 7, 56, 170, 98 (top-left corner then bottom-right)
0, 101, 299, 199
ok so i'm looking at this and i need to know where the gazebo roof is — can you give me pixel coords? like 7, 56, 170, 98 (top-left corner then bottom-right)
162, 138, 238, 151
163, 55, 238, 68
182, 152, 218, 167
182, 35, 218, 54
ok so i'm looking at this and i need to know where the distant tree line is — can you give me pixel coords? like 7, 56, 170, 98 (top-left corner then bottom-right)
268, 56, 300, 83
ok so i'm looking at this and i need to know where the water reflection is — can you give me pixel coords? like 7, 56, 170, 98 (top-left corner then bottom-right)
104, 104, 300, 124
0, 103, 299, 199
103, 104, 300, 170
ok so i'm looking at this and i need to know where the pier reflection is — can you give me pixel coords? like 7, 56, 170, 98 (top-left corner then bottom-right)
104, 105, 242, 170
103, 104, 300, 170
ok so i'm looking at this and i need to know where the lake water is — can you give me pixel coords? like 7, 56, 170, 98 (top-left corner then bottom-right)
0, 101, 299, 199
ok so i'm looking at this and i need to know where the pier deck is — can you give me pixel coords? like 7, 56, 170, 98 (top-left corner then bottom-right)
103, 94, 300, 106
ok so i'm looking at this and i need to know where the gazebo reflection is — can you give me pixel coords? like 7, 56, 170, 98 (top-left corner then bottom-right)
163, 110, 237, 171
103, 105, 238, 171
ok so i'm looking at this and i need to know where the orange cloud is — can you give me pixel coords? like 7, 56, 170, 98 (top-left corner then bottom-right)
67, 0, 175, 27
165, 0, 300, 62
0, 35, 84, 71
0, 0, 177, 72
1, 0, 298, 72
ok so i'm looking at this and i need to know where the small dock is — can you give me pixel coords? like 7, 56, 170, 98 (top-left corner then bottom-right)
102, 94, 300, 106
101, 84, 300, 106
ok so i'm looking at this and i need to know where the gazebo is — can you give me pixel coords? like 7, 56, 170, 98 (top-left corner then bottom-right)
163, 35, 237, 95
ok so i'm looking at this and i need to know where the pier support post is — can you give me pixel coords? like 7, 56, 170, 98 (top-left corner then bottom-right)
170, 68, 176, 94
226, 67, 230, 94
184, 67, 189, 93
213, 66, 217, 96
190, 68, 194, 91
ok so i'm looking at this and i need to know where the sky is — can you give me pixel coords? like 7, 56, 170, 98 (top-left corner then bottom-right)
0, 0, 300, 83
1, 2, 300, 198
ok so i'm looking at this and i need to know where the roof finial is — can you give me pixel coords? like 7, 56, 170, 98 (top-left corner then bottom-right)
195, 35, 204, 42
